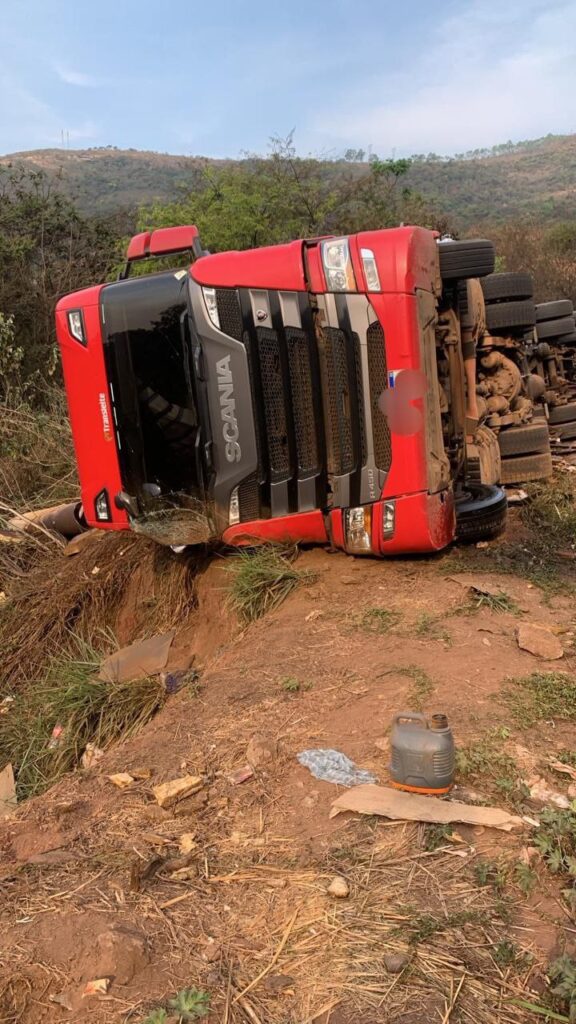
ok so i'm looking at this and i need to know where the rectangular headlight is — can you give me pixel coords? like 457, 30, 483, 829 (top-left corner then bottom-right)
67, 309, 86, 345
382, 500, 395, 540
95, 489, 111, 522
361, 248, 381, 292
202, 287, 220, 329
228, 486, 240, 525
321, 237, 356, 292
344, 506, 372, 554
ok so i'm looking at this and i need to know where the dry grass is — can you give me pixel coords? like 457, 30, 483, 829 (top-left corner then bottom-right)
0, 388, 77, 511
226, 545, 317, 623
0, 532, 200, 688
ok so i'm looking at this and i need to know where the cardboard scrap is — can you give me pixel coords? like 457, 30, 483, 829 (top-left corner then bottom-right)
0, 763, 17, 818
516, 623, 563, 661
329, 784, 523, 832
98, 631, 175, 683
153, 774, 203, 809
82, 978, 111, 998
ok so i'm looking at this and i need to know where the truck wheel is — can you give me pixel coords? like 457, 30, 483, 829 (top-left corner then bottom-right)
548, 402, 576, 424
536, 300, 574, 321
485, 300, 536, 332
438, 239, 495, 281
557, 331, 576, 345
500, 451, 553, 484
481, 272, 533, 302
455, 484, 507, 542
497, 422, 550, 456
537, 316, 576, 339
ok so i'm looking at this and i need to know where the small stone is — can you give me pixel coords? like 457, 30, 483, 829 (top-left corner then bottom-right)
327, 875, 350, 899
246, 734, 277, 768
152, 775, 203, 809
516, 623, 563, 661
383, 952, 409, 974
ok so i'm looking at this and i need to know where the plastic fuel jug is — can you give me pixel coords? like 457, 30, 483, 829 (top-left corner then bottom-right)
390, 712, 455, 794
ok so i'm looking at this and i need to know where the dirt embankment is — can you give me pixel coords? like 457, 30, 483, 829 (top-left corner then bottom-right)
1, 532, 576, 1023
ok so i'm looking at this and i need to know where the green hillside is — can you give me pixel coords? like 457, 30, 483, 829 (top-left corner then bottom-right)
2, 133, 576, 228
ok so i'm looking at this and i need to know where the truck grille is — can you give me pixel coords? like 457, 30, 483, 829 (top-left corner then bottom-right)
367, 321, 392, 471
214, 288, 378, 521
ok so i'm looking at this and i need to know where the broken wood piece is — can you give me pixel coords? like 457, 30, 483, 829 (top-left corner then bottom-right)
329, 784, 523, 832
98, 631, 175, 683
0, 763, 17, 818
152, 774, 203, 809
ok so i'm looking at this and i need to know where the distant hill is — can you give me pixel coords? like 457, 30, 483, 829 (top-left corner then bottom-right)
2, 134, 576, 228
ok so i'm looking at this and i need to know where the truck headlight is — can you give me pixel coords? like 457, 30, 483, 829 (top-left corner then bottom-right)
360, 248, 381, 292
321, 237, 356, 292
95, 489, 111, 522
344, 506, 372, 554
228, 486, 240, 525
382, 500, 395, 540
202, 287, 220, 329
67, 309, 86, 345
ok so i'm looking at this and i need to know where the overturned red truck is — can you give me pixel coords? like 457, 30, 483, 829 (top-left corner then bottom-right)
55, 225, 506, 556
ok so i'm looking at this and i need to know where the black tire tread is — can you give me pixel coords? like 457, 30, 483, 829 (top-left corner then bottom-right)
486, 300, 536, 332
537, 316, 576, 339
548, 402, 576, 424
497, 422, 550, 457
455, 484, 507, 542
500, 451, 553, 484
481, 272, 533, 302
535, 300, 574, 322
439, 239, 495, 281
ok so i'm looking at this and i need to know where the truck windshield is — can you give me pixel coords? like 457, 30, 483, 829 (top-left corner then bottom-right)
101, 271, 203, 506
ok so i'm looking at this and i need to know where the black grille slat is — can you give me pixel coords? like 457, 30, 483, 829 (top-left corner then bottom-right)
317, 326, 355, 476
216, 289, 243, 340
257, 327, 291, 481
286, 328, 320, 475
367, 321, 392, 471
238, 475, 260, 520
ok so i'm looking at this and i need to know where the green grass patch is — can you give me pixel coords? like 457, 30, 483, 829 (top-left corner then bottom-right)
143, 988, 211, 1023
356, 607, 402, 635
456, 729, 527, 809
392, 665, 435, 710
414, 613, 451, 644
500, 672, 576, 728
226, 545, 316, 623
0, 637, 165, 800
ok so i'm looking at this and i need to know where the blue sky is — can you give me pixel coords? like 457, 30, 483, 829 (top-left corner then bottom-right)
2, 0, 576, 157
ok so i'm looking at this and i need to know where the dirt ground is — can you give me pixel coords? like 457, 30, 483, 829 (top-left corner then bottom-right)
1, 531, 576, 1023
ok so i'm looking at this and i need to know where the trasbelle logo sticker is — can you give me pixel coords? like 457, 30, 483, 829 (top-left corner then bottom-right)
98, 392, 113, 442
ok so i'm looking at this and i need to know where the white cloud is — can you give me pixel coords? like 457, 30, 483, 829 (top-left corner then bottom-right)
53, 63, 100, 88
309, 0, 576, 156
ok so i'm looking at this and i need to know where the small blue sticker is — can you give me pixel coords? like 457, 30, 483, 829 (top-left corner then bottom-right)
388, 370, 400, 388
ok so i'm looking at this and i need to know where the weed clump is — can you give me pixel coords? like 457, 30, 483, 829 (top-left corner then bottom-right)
227, 545, 316, 623
500, 671, 576, 728
0, 637, 165, 799
357, 607, 401, 635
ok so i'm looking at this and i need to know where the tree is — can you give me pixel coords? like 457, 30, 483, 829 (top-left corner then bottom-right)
0, 166, 125, 385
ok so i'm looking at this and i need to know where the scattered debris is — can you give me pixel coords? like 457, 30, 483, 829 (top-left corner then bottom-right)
297, 749, 377, 787
48, 723, 64, 749
516, 623, 564, 660
327, 875, 350, 899
179, 832, 197, 855
246, 733, 277, 768
227, 765, 255, 786
63, 530, 100, 557
329, 784, 523, 831
50, 992, 74, 1011
0, 696, 14, 716
524, 776, 570, 810
383, 952, 410, 974
374, 737, 389, 753
549, 758, 576, 781
505, 488, 529, 505
0, 763, 17, 817
152, 774, 203, 809
81, 743, 104, 770
98, 631, 175, 683
82, 978, 111, 998
108, 772, 135, 789
161, 668, 196, 694
305, 609, 323, 621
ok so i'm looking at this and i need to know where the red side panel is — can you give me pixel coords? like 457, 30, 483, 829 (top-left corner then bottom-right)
149, 225, 198, 255
373, 491, 455, 554
56, 287, 128, 531
126, 231, 152, 261
222, 510, 328, 547
191, 240, 307, 291
356, 226, 439, 295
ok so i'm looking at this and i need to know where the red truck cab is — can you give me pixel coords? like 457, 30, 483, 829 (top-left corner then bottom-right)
56, 224, 506, 556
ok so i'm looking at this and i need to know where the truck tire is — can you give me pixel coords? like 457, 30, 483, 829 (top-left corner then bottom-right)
536, 300, 574, 322
481, 272, 533, 302
455, 484, 507, 542
485, 300, 536, 332
548, 402, 576, 424
438, 239, 495, 281
497, 422, 550, 457
537, 316, 576, 339
500, 451, 553, 484
558, 423, 576, 441
557, 331, 576, 345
